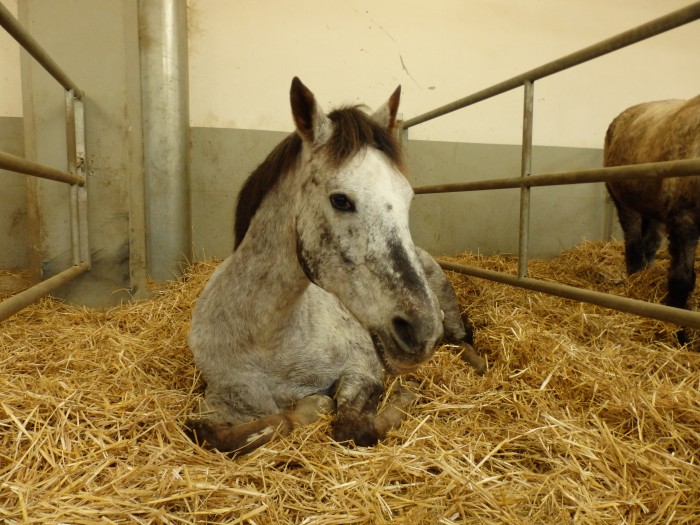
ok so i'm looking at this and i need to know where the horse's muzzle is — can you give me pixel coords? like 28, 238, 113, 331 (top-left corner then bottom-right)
372, 310, 443, 375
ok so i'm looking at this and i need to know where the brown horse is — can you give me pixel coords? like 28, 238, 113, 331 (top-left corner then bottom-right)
605, 95, 700, 344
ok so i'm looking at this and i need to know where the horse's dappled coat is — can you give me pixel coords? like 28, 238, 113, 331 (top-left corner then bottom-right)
186, 78, 483, 454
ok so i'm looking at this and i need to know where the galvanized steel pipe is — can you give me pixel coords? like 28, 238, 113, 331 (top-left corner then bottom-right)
0, 150, 84, 185
414, 158, 700, 194
139, 0, 191, 281
0, 262, 90, 322
438, 260, 700, 330
518, 80, 534, 279
0, 1, 83, 97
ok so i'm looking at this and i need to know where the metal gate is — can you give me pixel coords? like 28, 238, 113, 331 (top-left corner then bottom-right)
401, 2, 700, 331
0, 3, 89, 322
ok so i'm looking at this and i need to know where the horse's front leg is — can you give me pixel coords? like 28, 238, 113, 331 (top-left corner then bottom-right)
415, 246, 487, 375
373, 382, 417, 437
332, 376, 384, 446
333, 377, 418, 446
186, 394, 333, 455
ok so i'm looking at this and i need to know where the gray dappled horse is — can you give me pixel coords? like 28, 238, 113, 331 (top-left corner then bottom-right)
187, 78, 484, 455
605, 95, 700, 344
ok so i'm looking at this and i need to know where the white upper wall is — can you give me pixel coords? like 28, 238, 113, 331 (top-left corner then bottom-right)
0, 0, 21, 117
187, 0, 700, 148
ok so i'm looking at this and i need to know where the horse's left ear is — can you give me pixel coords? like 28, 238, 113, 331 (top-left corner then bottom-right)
371, 85, 401, 131
290, 77, 331, 146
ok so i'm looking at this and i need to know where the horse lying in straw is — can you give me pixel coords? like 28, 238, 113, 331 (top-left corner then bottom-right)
605, 95, 700, 344
186, 78, 485, 454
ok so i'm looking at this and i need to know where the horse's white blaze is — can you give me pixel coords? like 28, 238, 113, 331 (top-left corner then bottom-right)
295, 144, 442, 354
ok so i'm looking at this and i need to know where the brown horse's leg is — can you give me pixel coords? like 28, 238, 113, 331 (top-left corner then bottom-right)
665, 217, 698, 346
186, 394, 334, 455
641, 217, 663, 268
610, 194, 649, 275
332, 377, 384, 446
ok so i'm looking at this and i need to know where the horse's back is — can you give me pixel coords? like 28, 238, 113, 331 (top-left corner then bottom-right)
604, 96, 700, 167
605, 96, 700, 219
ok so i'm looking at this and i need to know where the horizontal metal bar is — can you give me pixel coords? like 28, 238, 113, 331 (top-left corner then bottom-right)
414, 158, 700, 195
0, 262, 90, 322
0, 150, 85, 185
0, 2, 83, 97
402, 2, 700, 129
438, 259, 700, 330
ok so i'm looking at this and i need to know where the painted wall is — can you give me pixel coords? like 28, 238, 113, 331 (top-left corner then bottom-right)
187, 0, 699, 259
186, 0, 700, 147
2, 1, 698, 288
190, 127, 604, 260
0, 0, 27, 270
0, 0, 21, 118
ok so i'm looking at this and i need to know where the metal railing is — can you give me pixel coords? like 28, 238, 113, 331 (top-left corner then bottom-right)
402, 1, 700, 331
0, 2, 89, 322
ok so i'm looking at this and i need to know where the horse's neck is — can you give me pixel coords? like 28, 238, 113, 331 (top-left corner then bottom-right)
227, 174, 308, 338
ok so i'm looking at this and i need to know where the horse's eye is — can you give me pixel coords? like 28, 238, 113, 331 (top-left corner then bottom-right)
330, 193, 355, 212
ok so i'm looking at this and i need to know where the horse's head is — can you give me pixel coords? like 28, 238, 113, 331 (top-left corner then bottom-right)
290, 77, 443, 374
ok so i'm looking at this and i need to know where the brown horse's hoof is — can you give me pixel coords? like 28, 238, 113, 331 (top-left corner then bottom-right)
184, 418, 213, 448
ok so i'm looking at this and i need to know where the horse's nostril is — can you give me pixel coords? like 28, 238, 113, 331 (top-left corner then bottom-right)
392, 316, 418, 352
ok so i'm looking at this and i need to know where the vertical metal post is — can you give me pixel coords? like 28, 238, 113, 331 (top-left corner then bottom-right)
65, 89, 90, 269
65, 90, 80, 266
397, 114, 408, 147
518, 80, 534, 279
139, 0, 190, 281
603, 193, 616, 241
73, 95, 90, 268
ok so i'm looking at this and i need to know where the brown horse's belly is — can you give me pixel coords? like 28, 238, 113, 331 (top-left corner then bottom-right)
607, 179, 667, 220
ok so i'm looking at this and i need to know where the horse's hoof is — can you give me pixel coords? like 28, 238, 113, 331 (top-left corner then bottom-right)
294, 394, 335, 425
333, 414, 379, 447
333, 426, 380, 448
184, 418, 215, 448
386, 383, 417, 409
458, 343, 487, 375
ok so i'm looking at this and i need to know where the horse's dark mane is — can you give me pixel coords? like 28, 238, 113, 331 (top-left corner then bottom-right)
233, 106, 404, 249
233, 133, 303, 250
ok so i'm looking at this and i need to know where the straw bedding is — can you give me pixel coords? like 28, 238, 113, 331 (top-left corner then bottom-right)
1, 241, 699, 524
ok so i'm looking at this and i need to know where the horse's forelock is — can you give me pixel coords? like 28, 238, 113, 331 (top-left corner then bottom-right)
234, 106, 405, 250
324, 106, 405, 171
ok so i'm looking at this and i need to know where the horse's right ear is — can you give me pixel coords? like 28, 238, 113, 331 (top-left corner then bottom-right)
290, 77, 331, 146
